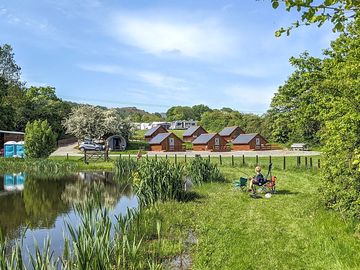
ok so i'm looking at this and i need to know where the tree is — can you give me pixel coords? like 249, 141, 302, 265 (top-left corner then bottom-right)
63, 105, 131, 141
267, 52, 324, 144
192, 104, 212, 120
0, 44, 21, 83
166, 106, 195, 121
25, 120, 56, 158
271, 0, 360, 36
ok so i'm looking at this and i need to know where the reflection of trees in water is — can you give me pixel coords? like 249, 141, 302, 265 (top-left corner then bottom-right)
61, 173, 133, 208
23, 176, 72, 228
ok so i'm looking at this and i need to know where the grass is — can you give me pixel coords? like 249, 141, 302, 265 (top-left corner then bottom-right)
153, 166, 360, 269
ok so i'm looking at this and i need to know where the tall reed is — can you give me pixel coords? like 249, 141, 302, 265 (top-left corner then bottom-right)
187, 157, 225, 185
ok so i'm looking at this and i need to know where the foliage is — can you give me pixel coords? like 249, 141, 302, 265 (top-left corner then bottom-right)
166, 106, 195, 121
133, 159, 185, 206
200, 108, 270, 137
187, 157, 225, 185
25, 120, 56, 158
114, 158, 138, 178
63, 106, 132, 141
272, 0, 360, 36
0, 44, 21, 83
270, 19, 360, 219
267, 52, 324, 144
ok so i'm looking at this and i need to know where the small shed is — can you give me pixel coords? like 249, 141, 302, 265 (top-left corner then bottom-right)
192, 133, 228, 152
106, 135, 127, 151
182, 126, 208, 142
0, 130, 25, 150
144, 125, 168, 142
219, 126, 245, 142
148, 133, 184, 152
291, 143, 308, 151
232, 133, 268, 151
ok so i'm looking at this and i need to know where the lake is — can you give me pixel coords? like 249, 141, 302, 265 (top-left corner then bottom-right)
0, 171, 138, 262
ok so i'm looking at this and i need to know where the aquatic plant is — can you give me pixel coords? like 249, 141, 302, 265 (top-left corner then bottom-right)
133, 159, 185, 206
114, 158, 138, 178
187, 157, 225, 185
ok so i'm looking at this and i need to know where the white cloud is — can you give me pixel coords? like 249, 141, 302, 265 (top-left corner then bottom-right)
223, 85, 277, 112
78, 63, 126, 75
110, 14, 237, 59
137, 71, 188, 90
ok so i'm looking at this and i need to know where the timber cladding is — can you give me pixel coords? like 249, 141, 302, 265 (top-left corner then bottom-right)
182, 126, 208, 142
232, 133, 268, 151
192, 133, 229, 152
149, 133, 184, 152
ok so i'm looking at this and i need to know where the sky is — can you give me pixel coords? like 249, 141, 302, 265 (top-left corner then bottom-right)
0, 0, 337, 114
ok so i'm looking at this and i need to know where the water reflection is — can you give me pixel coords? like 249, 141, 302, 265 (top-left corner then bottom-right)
0, 171, 137, 259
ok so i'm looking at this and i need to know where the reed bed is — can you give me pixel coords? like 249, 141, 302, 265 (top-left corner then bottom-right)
187, 157, 225, 185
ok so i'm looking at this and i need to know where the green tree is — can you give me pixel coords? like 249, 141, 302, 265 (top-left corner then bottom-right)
166, 106, 195, 121
192, 104, 212, 120
271, 0, 360, 36
0, 44, 21, 83
25, 120, 56, 158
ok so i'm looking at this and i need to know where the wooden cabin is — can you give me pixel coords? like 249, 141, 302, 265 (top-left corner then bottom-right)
232, 133, 268, 151
148, 133, 184, 152
0, 130, 25, 151
144, 125, 168, 142
182, 126, 208, 142
192, 133, 228, 152
219, 126, 245, 142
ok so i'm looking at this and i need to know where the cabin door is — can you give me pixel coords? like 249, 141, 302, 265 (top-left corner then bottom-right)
169, 137, 175, 151
214, 137, 220, 150
255, 137, 261, 149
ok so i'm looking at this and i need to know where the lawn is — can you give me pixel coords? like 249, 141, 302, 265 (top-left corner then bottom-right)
155, 166, 360, 269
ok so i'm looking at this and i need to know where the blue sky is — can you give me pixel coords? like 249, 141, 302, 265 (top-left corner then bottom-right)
0, 0, 337, 114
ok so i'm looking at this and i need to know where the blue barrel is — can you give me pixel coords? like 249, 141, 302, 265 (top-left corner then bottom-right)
15, 141, 25, 158
4, 141, 16, 158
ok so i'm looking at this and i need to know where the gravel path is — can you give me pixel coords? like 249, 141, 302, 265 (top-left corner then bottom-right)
51, 143, 320, 157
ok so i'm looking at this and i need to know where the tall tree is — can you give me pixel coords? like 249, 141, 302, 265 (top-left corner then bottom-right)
0, 44, 21, 83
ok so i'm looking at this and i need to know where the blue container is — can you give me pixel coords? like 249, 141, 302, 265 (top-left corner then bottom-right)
15, 142, 25, 158
4, 141, 16, 158
4, 174, 15, 191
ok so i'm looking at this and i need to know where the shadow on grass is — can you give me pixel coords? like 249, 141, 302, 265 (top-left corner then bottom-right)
180, 191, 207, 202
275, 189, 299, 195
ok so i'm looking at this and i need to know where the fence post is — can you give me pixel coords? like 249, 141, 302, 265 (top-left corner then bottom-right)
256, 155, 259, 165
242, 155, 245, 165
297, 156, 300, 167
219, 155, 222, 165
175, 154, 177, 164
231, 155, 234, 166
269, 155, 272, 164
185, 154, 187, 163
283, 156, 286, 170
305, 157, 308, 168
128, 154, 131, 160
155, 154, 157, 161
208, 155, 211, 162
66, 153, 69, 160
310, 157, 313, 168
146, 154, 148, 160
165, 154, 168, 160
84, 150, 87, 164
318, 159, 321, 169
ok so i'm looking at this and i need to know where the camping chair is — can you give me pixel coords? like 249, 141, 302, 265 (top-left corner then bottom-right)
234, 177, 248, 191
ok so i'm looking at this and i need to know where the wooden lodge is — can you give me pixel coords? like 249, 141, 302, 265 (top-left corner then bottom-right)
0, 130, 25, 150
192, 133, 228, 152
232, 133, 268, 151
148, 133, 184, 152
144, 125, 168, 142
219, 126, 245, 142
182, 126, 208, 142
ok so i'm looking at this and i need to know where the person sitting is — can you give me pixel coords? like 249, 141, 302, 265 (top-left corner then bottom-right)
249, 165, 266, 192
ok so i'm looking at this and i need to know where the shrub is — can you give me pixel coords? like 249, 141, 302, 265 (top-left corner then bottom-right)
25, 120, 56, 158
187, 157, 225, 185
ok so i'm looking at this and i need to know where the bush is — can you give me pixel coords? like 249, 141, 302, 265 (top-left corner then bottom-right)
25, 120, 56, 158
187, 157, 225, 185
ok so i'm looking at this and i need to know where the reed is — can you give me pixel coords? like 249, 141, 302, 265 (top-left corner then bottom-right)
114, 158, 138, 178
187, 157, 225, 185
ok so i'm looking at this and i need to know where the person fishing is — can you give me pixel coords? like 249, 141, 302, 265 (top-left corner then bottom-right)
248, 165, 266, 191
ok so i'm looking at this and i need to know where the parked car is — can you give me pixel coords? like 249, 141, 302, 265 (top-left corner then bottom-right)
79, 141, 104, 151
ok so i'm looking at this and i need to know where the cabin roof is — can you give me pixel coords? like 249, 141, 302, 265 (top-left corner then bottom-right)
183, 126, 204, 136
192, 133, 217, 144
232, 133, 258, 144
145, 125, 165, 137
148, 133, 171, 144
219, 126, 239, 136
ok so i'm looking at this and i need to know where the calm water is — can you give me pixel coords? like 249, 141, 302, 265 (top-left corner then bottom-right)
0, 171, 138, 261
